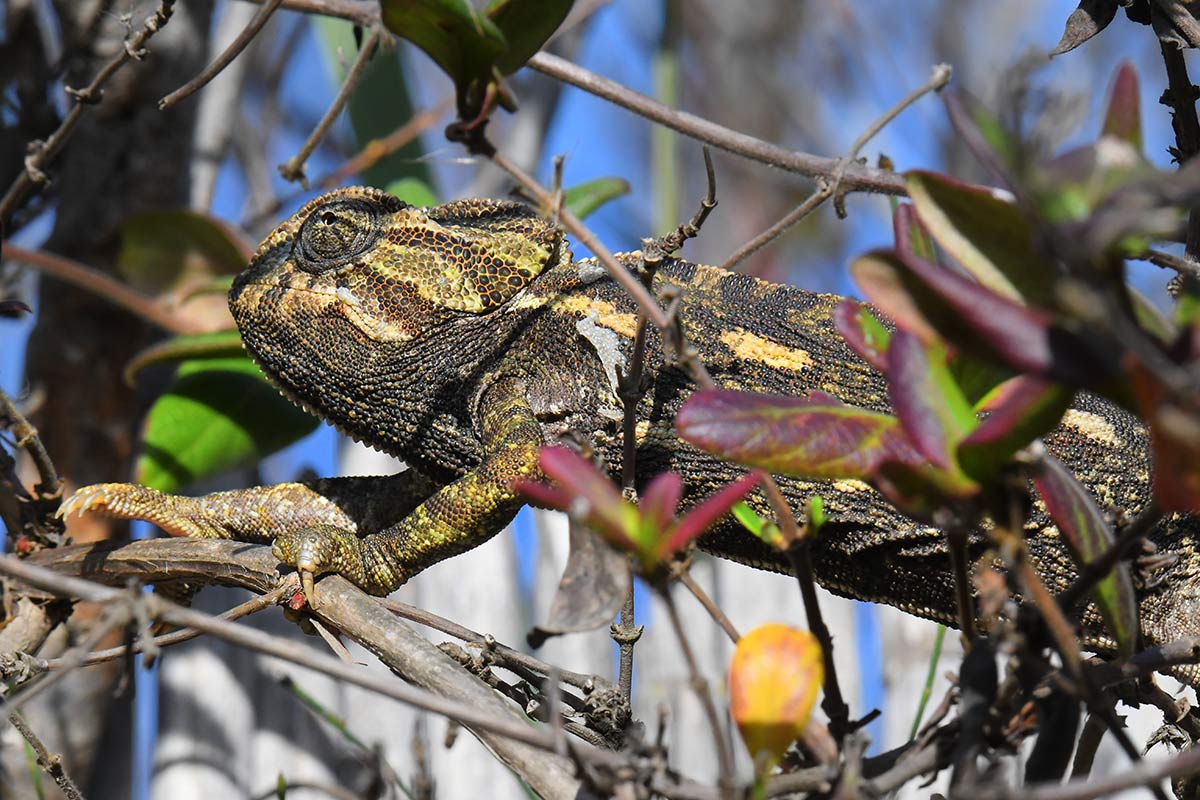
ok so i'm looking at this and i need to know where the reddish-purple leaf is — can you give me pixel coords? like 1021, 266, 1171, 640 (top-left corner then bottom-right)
905, 170, 1057, 307
887, 330, 977, 470
536, 446, 631, 542
663, 471, 763, 556
849, 250, 944, 346
1032, 455, 1137, 657
677, 390, 922, 479
1101, 60, 1141, 151
641, 471, 683, 533
958, 376, 1072, 482
942, 91, 1018, 187
893, 214, 1112, 387
1129, 359, 1200, 512
514, 480, 572, 512
833, 299, 890, 371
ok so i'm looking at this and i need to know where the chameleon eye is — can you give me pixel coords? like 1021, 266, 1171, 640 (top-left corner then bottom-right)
295, 199, 385, 273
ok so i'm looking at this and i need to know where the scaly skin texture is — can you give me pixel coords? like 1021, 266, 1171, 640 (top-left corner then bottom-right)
63, 187, 1200, 677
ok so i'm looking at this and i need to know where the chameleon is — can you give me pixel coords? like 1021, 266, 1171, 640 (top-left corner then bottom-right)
60, 186, 1200, 675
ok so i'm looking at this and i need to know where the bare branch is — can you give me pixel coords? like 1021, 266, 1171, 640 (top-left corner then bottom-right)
1, 244, 201, 335
160, 0, 285, 110
278, 29, 383, 187
0, 0, 179, 226
7, 711, 84, 800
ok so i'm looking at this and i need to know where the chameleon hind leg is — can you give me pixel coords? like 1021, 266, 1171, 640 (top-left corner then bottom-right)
271, 380, 544, 599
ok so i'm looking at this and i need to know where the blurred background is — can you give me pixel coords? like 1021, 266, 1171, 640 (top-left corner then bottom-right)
0, 1, 1188, 797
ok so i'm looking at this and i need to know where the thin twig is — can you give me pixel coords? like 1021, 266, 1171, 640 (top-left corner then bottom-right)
7, 711, 84, 800
2, 244, 200, 334
527, 53, 907, 196
1137, 248, 1200, 281
160, 0, 284, 110
722, 181, 833, 270
377, 596, 604, 691
0, 1, 178, 225
0, 388, 61, 502
42, 581, 292, 669
659, 587, 736, 799
676, 569, 739, 643
244, 99, 450, 228
723, 63, 951, 269
0, 554, 589, 759
278, 29, 382, 186
1160, 42, 1200, 263
785, 539, 851, 740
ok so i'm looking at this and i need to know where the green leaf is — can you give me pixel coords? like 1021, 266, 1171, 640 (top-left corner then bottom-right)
486, 0, 574, 74
677, 390, 922, 479
379, 0, 507, 94
563, 177, 631, 220
957, 377, 1072, 483
135, 357, 318, 492
118, 211, 250, 292
124, 329, 245, 385
1032, 455, 1138, 658
906, 170, 1057, 306
384, 177, 438, 208
731, 500, 784, 550
886, 330, 976, 471
317, 19, 432, 189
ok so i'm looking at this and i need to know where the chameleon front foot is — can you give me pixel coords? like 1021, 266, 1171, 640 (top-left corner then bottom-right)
59, 483, 221, 538
271, 524, 400, 602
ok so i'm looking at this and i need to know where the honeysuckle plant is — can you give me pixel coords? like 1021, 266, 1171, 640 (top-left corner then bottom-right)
516, 445, 762, 576
676, 62, 1195, 659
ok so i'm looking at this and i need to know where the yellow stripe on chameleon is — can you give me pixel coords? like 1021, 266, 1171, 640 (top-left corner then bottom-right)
1061, 409, 1122, 448
720, 328, 814, 372
553, 295, 639, 338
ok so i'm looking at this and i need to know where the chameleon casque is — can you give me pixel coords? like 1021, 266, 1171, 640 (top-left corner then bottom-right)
62, 187, 1200, 674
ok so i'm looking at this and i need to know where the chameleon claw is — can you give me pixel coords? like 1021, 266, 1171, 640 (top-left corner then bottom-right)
300, 567, 316, 607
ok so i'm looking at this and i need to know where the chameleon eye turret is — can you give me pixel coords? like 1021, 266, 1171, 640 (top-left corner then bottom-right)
295, 197, 394, 273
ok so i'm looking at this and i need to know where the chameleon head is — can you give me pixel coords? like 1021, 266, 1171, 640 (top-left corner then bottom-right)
229, 187, 570, 346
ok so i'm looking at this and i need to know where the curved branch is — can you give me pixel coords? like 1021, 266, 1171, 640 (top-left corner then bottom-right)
11, 541, 593, 798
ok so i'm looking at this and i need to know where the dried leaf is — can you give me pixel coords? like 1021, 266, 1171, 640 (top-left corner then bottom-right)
1051, 0, 1119, 55
526, 520, 629, 648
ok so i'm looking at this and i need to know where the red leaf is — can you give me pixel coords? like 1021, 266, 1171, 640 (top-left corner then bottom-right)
958, 376, 1072, 482
641, 471, 683, 533
536, 446, 631, 540
833, 299, 890, 371
1101, 60, 1141, 151
664, 471, 762, 555
1032, 455, 1138, 657
886, 330, 976, 470
677, 390, 922, 479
